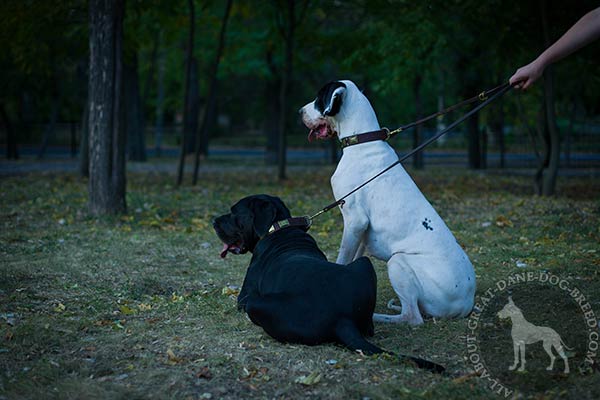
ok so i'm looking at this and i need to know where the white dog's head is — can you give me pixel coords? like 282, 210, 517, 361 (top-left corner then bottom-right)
300, 80, 380, 142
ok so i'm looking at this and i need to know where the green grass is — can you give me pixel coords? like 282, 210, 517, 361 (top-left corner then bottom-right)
1, 166, 599, 399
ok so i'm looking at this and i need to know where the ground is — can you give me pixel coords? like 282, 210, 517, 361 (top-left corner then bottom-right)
1, 165, 599, 399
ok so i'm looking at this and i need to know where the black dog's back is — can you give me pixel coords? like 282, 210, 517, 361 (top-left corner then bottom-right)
242, 230, 378, 349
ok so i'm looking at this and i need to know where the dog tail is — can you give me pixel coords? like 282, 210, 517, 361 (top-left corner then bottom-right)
559, 338, 574, 351
335, 318, 385, 355
335, 319, 445, 374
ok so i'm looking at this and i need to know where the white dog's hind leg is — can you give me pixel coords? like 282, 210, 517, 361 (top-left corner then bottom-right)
373, 255, 424, 325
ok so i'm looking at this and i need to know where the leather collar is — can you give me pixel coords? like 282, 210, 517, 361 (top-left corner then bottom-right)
340, 128, 390, 148
267, 216, 312, 236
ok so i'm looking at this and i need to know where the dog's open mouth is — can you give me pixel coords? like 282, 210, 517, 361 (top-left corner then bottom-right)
307, 122, 336, 142
220, 241, 244, 258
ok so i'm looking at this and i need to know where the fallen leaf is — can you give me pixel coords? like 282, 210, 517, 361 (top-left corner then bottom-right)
119, 305, 136, 315
239, 341, 256, 350
495, 215, 513, 228
452, 370, 480, 384
197, 366, 213, 380
166, 348, 182, 365
112, 320, 125, 330
171, 293, 184, 302
222, 285, 240, 296
295, 371, 322, 385
54, 303, 66, 313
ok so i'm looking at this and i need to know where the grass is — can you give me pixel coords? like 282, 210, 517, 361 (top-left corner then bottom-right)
1, 164, 599, 399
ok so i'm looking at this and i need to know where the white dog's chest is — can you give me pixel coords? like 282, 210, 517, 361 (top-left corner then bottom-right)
332, 145, 460, 260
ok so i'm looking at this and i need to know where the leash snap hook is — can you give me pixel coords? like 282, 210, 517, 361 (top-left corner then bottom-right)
382, 127, 391, 140
478, 91, 488, 101
303, 215, 313, 229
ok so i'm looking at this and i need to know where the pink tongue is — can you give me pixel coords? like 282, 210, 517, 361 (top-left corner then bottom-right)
220, 243, 229, 258
317, 125, 329, 138
308, 125, 329, 142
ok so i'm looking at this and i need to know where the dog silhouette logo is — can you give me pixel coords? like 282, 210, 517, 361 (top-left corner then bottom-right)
497, 296, 571, 374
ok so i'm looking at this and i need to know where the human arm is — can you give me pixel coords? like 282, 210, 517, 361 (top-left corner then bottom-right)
510, 7, 600, 90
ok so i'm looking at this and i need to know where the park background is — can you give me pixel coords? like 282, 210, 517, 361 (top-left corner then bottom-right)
1, 1, 599, 399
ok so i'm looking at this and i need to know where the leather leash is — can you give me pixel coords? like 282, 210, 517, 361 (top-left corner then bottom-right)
268, 82, 512, 235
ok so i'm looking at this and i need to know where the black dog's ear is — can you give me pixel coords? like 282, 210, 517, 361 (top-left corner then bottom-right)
315, 81, 346, 117
249, 198, 278, 238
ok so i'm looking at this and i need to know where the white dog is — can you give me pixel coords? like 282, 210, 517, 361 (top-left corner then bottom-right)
300, 80, 476, 325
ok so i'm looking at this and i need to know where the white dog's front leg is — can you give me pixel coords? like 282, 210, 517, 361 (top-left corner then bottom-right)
336, 210, 368, 265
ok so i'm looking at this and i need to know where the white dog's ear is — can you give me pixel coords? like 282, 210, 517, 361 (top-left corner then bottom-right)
315, 81, 346, 117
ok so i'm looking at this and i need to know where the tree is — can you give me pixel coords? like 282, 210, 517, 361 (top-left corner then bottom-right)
193, 0, 233, 185
79, 96, 90, 177
176, 0, 197, 186
124, 53, 147, 161
0, 102, 18, 159
274, 0, 308, 181
88, 0, 127, 215
538, 0, 561, 196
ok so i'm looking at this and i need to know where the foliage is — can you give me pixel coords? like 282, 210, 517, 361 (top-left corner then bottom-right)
1, 0, 599, 149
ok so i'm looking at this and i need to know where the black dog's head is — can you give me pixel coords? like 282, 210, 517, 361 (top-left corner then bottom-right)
213, 195, 291, 258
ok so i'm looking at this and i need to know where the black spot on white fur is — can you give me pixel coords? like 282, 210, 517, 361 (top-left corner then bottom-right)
422, 218, 433, 231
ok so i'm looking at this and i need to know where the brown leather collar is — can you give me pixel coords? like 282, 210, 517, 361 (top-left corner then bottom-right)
340, 128, 390, 149
267, 216, 312, 236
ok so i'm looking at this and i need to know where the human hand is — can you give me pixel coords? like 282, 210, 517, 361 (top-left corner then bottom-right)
509, 59, 546, 90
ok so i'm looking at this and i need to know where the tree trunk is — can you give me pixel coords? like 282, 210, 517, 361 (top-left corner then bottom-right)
264, 47, 279, 165
564, 97, 577, 168
79, 97, 89, 177
193, 0, 233, 185
541, 67, 560, 196
481, 125, 487, 169
184, 58, 199, 154
37, 82, 62, 159
491, 99, 505, 168
459, 56, 483, 169
540, 0, 560, 196
70, 121, 77, 157
264, 78, 280, 165
154, 34, 165, 157
17, 92, 33, 147
124, 53, 146, 161
412, 74, 424, 169
0, 103, 18, 159
278, 0, 295, 181
465, 107, 481, 169
176, 0, 195, 186
534, 106, 549, 195
88, 0, 126, 215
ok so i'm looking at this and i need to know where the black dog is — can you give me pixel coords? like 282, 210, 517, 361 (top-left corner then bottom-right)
213, 195, 444, 373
